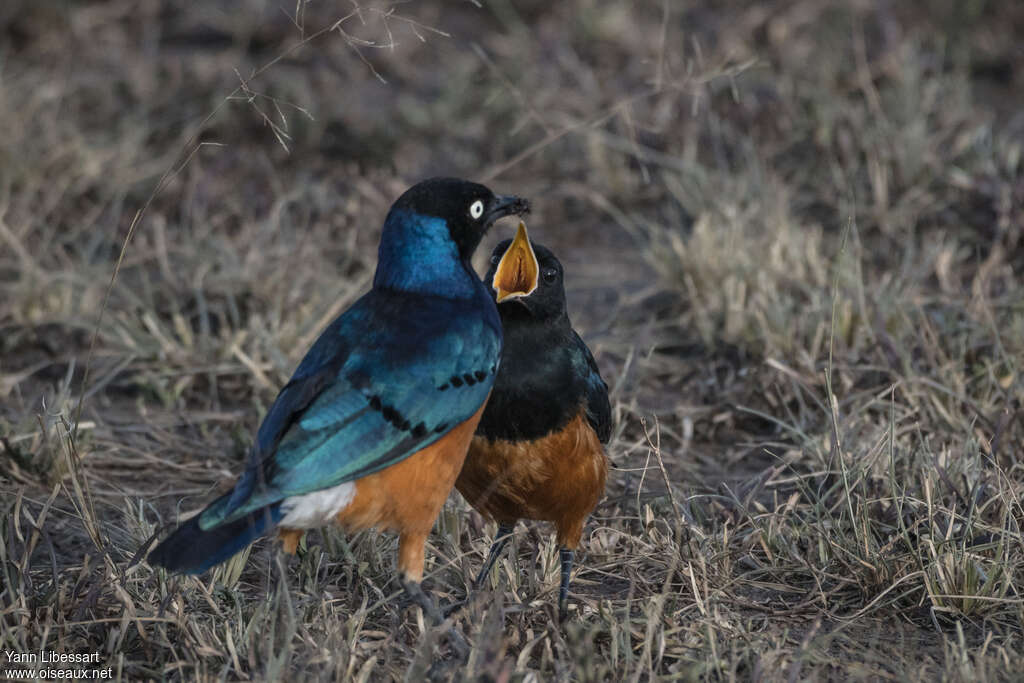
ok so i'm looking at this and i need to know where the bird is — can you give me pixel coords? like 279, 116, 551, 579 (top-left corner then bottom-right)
148, 177, 529, 624
455, 221, 612, 619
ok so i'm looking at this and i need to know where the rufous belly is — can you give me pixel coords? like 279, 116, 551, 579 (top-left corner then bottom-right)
456, 411, 607, 548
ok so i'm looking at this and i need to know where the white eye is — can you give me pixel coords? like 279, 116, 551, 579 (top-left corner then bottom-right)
469, 199, 485, 220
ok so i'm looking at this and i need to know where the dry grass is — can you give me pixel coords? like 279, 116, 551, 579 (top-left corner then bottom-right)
2, 0, 1023, 680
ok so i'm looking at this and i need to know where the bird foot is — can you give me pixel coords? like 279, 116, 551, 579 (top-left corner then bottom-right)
441, 598, 468, 619
401, 578, 470, 661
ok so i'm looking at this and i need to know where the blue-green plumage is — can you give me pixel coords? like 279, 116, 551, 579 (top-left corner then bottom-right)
200, 286, 501, 528
148, 178, 528, 575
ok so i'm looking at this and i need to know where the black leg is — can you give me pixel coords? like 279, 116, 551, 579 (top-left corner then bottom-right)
473, 522, 515, 589
402, 577, 444, 624
402, 577, 469, 659
558, 547, 574, 620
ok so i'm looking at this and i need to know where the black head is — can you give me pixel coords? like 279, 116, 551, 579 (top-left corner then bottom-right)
485, 233, 567, 321
389, 177, 529, 261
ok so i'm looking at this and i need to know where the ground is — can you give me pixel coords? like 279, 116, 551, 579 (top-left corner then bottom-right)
1, 0, 1023, 680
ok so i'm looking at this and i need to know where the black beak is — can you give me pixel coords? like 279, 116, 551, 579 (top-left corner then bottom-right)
484, 195, 530, 226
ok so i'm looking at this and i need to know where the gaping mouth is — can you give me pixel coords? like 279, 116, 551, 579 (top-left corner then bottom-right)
484, 194, 531, 226
492, 221, 539, 303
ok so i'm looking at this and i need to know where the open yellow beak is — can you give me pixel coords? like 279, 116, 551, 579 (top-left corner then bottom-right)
492, 221, 539, 303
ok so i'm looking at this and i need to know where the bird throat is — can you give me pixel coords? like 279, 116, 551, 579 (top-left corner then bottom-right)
374, 210, 478, 299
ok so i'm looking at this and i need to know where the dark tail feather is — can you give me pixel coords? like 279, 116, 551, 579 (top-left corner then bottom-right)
148, 502, 282, 575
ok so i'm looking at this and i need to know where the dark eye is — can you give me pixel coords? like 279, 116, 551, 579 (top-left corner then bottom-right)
490, 253, 501, 265
542, 268, 557, 283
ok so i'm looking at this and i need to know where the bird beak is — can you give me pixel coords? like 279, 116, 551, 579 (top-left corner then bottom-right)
492, 221, 539, 303
484, 194, 530, 226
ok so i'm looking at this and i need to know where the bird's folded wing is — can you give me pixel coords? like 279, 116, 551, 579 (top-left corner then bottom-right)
572, 331, 612, 444
200, 291, 500, 529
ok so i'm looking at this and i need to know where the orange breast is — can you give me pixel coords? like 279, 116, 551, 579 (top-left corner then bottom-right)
455, 410, 607, 549
277, 400, 488, 582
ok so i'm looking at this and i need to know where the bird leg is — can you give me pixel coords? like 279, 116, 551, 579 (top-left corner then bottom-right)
558, 547, 574, 620
402, 576, 444, 624
473, 522, 516, 589
401, 577, 469, 659
278, 528, 304, 555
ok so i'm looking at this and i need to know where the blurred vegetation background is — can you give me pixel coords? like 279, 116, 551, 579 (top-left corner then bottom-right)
1, 0, 1022, 680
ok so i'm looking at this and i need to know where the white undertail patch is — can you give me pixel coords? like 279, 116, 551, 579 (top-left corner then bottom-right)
279, 481, 357, 528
